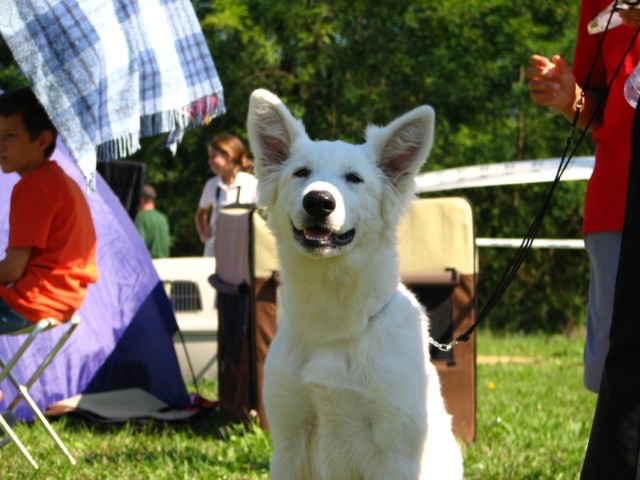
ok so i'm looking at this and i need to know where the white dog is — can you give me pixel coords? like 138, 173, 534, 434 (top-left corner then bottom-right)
247, 89, 463, 480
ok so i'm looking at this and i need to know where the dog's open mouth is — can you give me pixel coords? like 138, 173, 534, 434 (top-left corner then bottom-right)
292, 225, 355, 249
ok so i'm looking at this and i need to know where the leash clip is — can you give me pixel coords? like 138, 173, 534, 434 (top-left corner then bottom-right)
429, 338, 459, 352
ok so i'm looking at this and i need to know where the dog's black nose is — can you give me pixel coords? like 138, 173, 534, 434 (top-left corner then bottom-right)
303, 190, 336, 218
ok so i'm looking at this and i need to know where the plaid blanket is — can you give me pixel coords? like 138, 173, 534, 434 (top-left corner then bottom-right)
0, 0, 225, 186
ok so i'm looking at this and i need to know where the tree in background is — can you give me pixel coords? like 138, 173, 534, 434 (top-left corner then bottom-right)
0, 0, 592, 332
192, 0, 591, 333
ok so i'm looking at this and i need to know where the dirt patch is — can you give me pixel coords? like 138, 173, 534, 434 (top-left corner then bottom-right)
477, 355, 537, 365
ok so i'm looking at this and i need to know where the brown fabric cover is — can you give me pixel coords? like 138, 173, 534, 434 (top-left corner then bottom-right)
434, 273, 476, 444
251, 276, 278, 429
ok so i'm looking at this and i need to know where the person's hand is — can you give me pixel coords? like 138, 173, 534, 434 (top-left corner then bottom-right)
527, 54, 579, 113
199, 226, 212, 244
619, 8, 640, 28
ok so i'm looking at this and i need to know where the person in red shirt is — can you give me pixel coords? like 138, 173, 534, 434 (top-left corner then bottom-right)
0, 88, 98, 333
527, 0, 640, 394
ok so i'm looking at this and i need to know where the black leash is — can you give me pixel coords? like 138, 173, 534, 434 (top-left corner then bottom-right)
431, 3, 640, 352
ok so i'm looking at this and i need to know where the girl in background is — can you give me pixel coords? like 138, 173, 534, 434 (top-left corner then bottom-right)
195, 134, 257, 257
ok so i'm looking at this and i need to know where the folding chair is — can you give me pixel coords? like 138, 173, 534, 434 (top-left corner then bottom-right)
213, 205, 279, 429
0, 317, 80, 469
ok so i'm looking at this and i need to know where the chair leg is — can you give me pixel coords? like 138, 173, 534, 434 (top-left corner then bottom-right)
0, 317, 80, 466
0, 320, 49, 385
0, 411, 39, 469
7, 319, 79, 411
17, 386, 76, 465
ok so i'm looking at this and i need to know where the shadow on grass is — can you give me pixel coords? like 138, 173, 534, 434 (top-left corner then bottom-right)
57, 405, 260, 441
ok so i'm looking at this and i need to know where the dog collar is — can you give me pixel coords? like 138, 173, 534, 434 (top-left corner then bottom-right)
369, 291, 397, 322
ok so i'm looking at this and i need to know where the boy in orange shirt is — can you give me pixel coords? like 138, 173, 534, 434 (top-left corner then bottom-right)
0, 88, 98, 333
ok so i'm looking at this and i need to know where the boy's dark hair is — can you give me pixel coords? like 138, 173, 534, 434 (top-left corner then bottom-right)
0, 87, 58, 158
141, 184, 157, 201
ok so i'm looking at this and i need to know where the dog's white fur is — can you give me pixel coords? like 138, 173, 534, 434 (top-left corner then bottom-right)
247, 89, 463, 479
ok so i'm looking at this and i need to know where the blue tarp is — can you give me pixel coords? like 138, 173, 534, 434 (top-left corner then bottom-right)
0, 140, 189, 421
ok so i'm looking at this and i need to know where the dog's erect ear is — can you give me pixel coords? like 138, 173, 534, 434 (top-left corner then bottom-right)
247, 89, 307, 205
365, 105, 435, 193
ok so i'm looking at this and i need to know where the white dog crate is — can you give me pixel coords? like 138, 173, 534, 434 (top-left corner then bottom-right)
398, 197, 477, 444
152, 257, 218, 382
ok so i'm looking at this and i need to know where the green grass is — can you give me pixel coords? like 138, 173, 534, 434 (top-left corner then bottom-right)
1, 329, 596, 479
464, 329, 596, 479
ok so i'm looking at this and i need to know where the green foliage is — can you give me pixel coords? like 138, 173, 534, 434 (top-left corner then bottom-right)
452, 180, 590, 332
0, 37, 26, 90
0, 1, 595, 332
195, 0, 591, 333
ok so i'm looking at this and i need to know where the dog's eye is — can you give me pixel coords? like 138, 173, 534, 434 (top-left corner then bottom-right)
293, 167, 310, 178
346, 172, 363, 184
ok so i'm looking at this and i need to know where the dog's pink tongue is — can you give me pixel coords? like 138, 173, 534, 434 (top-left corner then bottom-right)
304, 227, 331, 241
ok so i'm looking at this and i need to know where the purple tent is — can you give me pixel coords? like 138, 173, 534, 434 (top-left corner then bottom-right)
0, 140, 189, 421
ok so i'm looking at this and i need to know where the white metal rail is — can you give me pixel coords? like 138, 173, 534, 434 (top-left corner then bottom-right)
415, 157, 594, 193
475, 238, 584, 249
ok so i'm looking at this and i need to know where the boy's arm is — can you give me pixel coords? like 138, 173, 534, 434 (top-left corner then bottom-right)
0, 247, 32, 284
